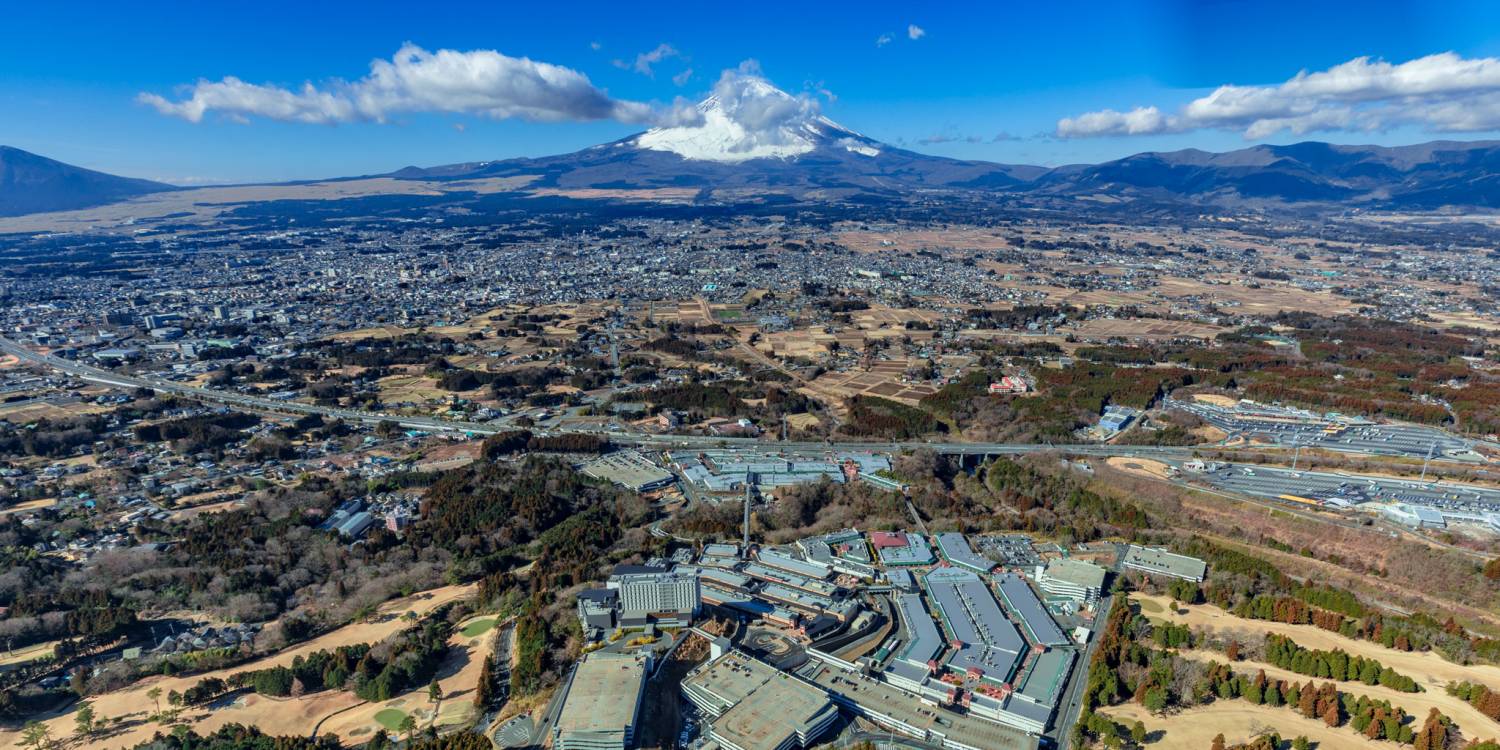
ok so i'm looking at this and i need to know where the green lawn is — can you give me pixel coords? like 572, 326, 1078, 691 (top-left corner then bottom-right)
374, 708, 408, 731
460, 618, 496, 638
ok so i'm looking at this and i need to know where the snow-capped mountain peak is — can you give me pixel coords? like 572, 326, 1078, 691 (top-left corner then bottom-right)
634, 74, 877, 163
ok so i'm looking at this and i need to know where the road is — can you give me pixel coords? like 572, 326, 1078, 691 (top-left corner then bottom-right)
1195, 462, 1500, 510
523, 664, 574, 749
0, 335, 1204, 460
1054, 550, 1122, 750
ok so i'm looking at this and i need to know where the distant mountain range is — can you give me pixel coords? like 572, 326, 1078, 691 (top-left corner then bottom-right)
5, 83, 1500, 217
0, 146, 174, 217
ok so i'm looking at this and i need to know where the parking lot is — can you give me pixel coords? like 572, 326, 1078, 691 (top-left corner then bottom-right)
1165, 397, 1480, 461
1196, 463, 1500, 514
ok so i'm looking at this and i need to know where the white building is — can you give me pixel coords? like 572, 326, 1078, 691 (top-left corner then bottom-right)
1035, 558, 1107, 604
608, 564, 701, 627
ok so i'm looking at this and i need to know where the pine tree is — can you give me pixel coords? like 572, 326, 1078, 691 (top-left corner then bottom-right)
1298, 681, 1317, 718
1211, 733, 1226, 750
475, 656, 494, 708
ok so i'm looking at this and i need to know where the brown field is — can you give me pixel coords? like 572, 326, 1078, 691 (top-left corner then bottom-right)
1191, 393, 1240, 408
168, 496, 246, 521
836, 227, 1018, 254
0, 639, 59, 668
802, 361, 937, 408
0, 177, 535, 235
1105, 457, 1174, 480
0, 497, 59, 517
784, 413, 821, 430
1103, 700, 1371, 750
848, 305, 948, 333
1070, 318, 1228, 340
528, 187, 701, 203
328, 325, 417, 341
376, 372, 454, 404
0, 399, 111, 422
757, 328, 836, 358
0, 583, 476, 750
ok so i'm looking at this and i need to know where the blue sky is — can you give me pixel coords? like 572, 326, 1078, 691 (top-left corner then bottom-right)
5, 0, 1500, 183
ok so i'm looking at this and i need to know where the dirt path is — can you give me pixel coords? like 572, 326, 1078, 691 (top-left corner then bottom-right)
0, 583, 476, 750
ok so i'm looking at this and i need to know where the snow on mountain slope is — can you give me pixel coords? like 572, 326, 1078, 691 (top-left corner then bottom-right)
633, 72, 876, 162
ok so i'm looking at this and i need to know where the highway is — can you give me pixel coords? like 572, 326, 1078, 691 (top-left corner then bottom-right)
0, 335, 1205, 460
1196, 463, 1500, 510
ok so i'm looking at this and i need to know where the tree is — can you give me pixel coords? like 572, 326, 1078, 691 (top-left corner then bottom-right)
1292, 737, 1310, 750
147, 687, 162, 716
475, 657, 494, 708
1131, 720, 1147, 744
20, 721, 53, 750
1322, 703, 1340, 727
428, 681, 443, 704
74, 703, 96, 737
1142, 687, 1168, 713
1210, 734, 1226, 750
1298, 681, 1317, 718
398, 714, 417, 746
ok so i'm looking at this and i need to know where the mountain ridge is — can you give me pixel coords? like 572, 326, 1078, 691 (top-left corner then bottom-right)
0, 146, 175, 217
384, 83, 1500, 209
6, 104, 1500, 217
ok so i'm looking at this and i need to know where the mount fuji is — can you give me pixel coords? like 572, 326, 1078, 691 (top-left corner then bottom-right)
8, 77, 1500, 217
390, 77, 1042, 197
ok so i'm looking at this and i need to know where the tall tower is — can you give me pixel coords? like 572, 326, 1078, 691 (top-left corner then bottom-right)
742, 482, 753, 551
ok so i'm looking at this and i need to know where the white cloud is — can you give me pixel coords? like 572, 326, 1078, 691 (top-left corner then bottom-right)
710, 61, 821, 141
1057, 52, 1500, 139
1056, 106, 1173, 138
672, 68, 694, 87
140, 43, 700, 127
876, 33, 893, 47
626, 43, 682, 77
907, 24, 925, 40
589, 41, 602, 51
